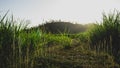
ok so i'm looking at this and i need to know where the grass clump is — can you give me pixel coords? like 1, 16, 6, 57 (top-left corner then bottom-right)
0, 11, 22, 68
0, 12, 42, 68
88, 10, 120, 64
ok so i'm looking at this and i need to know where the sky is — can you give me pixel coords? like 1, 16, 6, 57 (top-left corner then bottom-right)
0, 0, 120, 27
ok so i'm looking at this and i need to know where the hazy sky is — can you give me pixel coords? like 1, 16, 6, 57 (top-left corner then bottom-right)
0, 0, 120, 26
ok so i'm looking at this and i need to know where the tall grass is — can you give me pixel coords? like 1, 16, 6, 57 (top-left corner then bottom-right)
0, 12, 73, 68
88, 10, 120, 64
0, 11, 120, 68
0, 11, 22, 68
0, 12, 43, 68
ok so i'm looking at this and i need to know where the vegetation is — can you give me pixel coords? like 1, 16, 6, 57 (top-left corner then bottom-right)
0, 10, 120, 68
38, 21, 89, 34
88, 11, 120, 63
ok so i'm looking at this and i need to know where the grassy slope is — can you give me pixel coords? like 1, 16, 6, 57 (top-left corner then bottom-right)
34, 34, 119, 68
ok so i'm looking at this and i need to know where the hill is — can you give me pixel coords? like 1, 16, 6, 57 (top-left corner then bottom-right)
38, 21, 89, 34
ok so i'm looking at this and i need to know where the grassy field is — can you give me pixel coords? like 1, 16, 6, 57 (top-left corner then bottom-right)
0, 11, 120, 68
